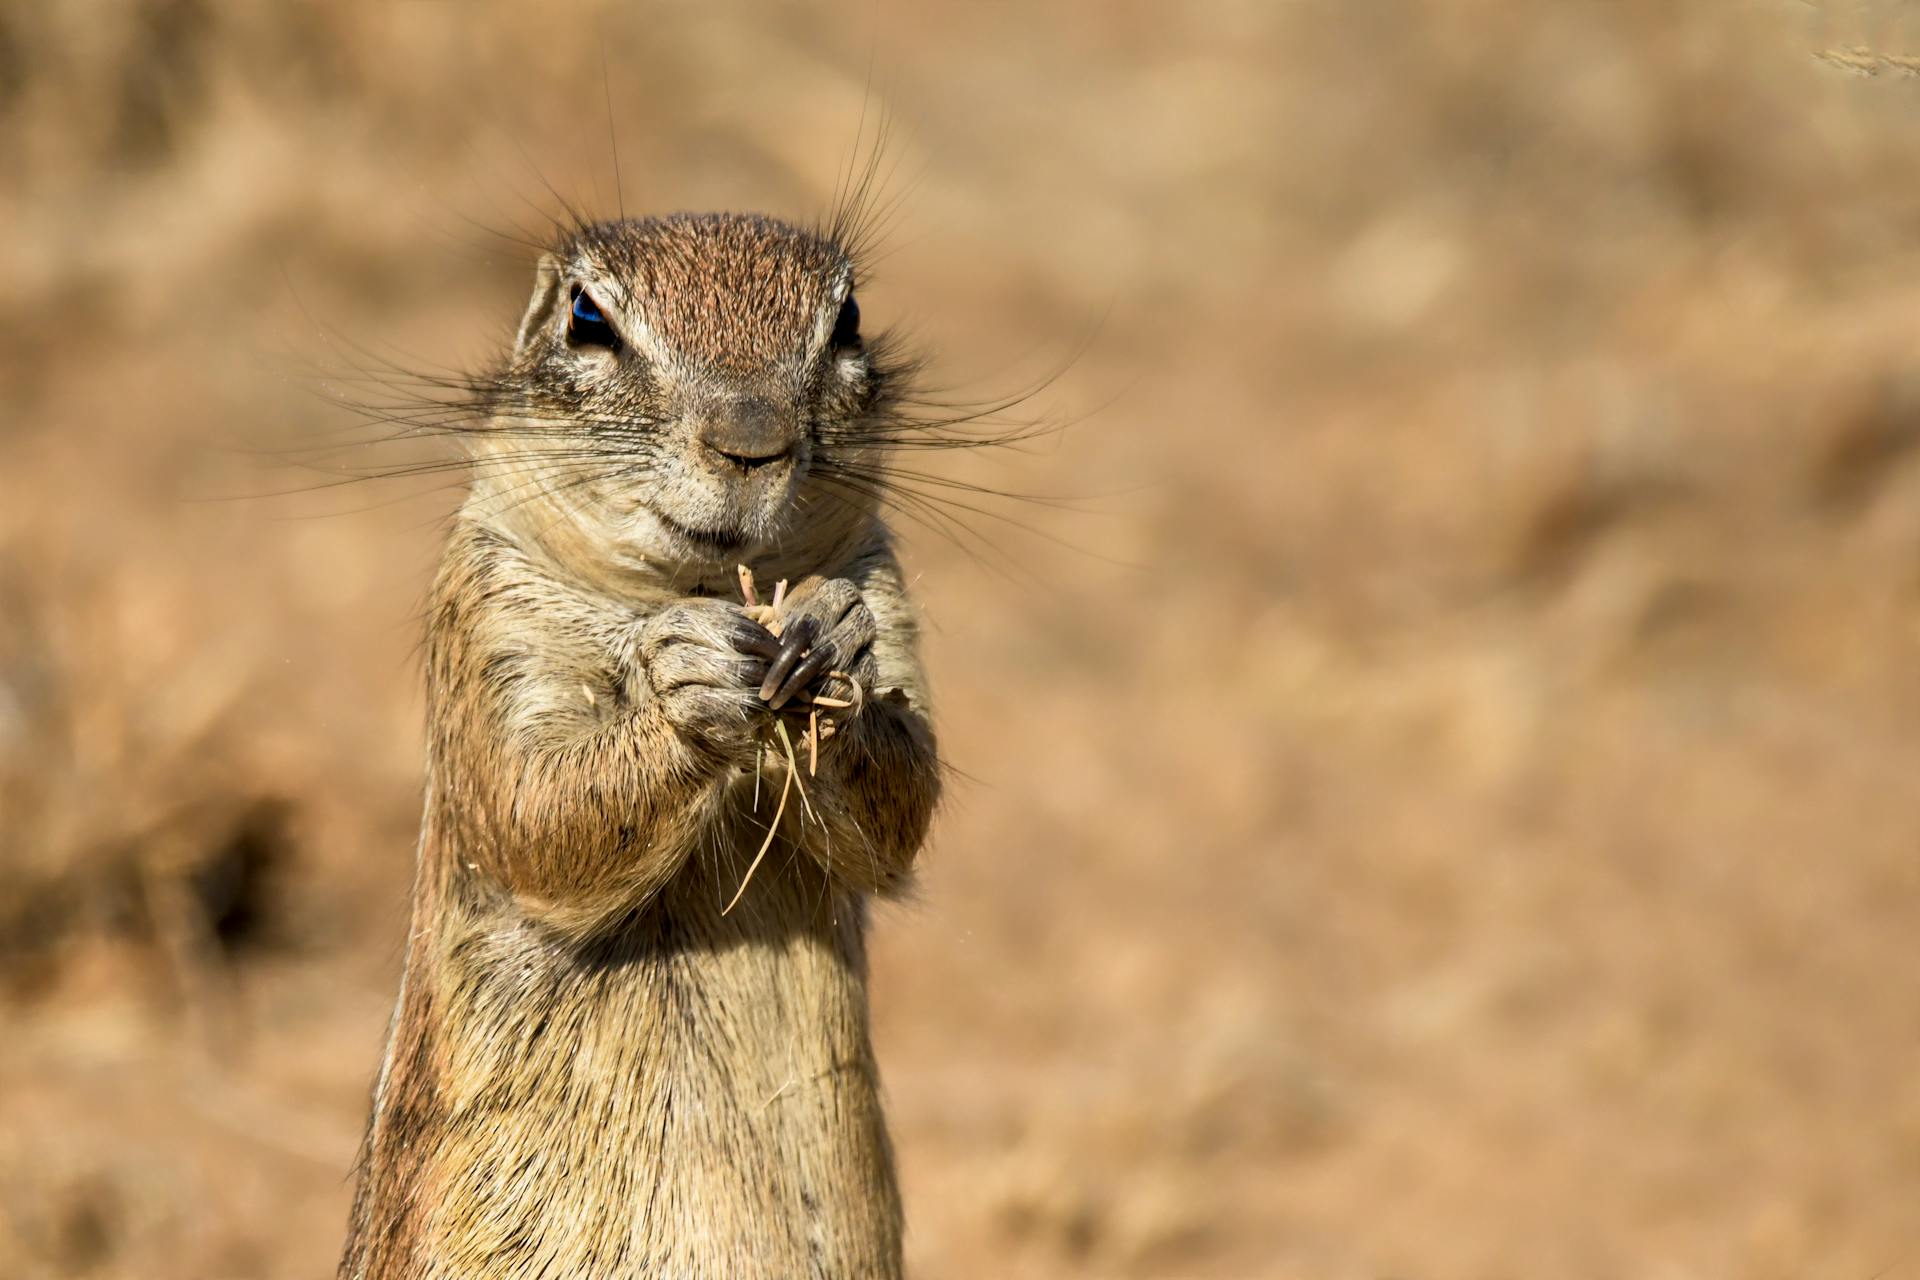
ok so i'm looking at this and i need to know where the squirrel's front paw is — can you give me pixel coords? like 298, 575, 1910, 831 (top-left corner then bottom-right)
637, 599, 779, 761
752, 578, 881, 714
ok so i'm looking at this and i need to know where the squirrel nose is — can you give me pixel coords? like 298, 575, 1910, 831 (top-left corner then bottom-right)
695, 398, 796, 473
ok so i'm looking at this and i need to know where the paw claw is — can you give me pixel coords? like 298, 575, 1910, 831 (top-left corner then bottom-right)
759, 615, 818, 705
771, 644, 838, 710
729, 617, 783, 660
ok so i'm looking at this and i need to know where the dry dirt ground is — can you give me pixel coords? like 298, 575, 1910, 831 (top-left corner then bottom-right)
5, 3, 1920, 1277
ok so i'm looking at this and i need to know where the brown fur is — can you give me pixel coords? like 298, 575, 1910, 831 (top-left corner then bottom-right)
340, 214, 940, 1279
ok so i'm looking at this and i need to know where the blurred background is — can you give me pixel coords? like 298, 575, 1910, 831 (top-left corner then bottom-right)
5, 1, 1920, 1276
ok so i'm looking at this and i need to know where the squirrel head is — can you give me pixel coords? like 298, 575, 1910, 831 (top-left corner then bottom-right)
472, 212, 902, 585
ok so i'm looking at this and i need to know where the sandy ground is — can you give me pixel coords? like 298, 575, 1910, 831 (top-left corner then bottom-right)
5, 2, 1920, 1277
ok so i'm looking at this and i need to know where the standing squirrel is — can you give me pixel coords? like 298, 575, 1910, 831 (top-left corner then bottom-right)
339, 212, 941, 1278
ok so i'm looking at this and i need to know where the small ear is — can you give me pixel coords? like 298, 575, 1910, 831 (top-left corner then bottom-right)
514, 253, 565, 353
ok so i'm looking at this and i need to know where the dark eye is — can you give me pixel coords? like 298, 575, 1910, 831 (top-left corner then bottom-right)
830, 294, 861, 349
568, 285, 621, 351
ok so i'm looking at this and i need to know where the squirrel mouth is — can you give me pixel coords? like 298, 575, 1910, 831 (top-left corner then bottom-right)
650, 507, 747, 553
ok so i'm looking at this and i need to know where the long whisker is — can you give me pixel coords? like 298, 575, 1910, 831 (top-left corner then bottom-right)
806, 464, 1042, 585
822, 459, 1122, 566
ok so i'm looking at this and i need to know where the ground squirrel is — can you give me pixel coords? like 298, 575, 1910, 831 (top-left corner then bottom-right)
338, 212, 942, 1278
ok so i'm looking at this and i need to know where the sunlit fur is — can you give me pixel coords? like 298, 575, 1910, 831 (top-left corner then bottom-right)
339, 213, 942, 1279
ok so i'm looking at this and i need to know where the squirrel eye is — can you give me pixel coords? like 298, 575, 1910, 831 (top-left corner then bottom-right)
830, 294, 861, 349
568, 285, 620, 351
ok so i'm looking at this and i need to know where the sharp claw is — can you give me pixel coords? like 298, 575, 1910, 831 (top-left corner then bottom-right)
730, 618, 783, 660
759, 616, 817, 704
732, 624, 783, 660
771, 643, 838, 710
